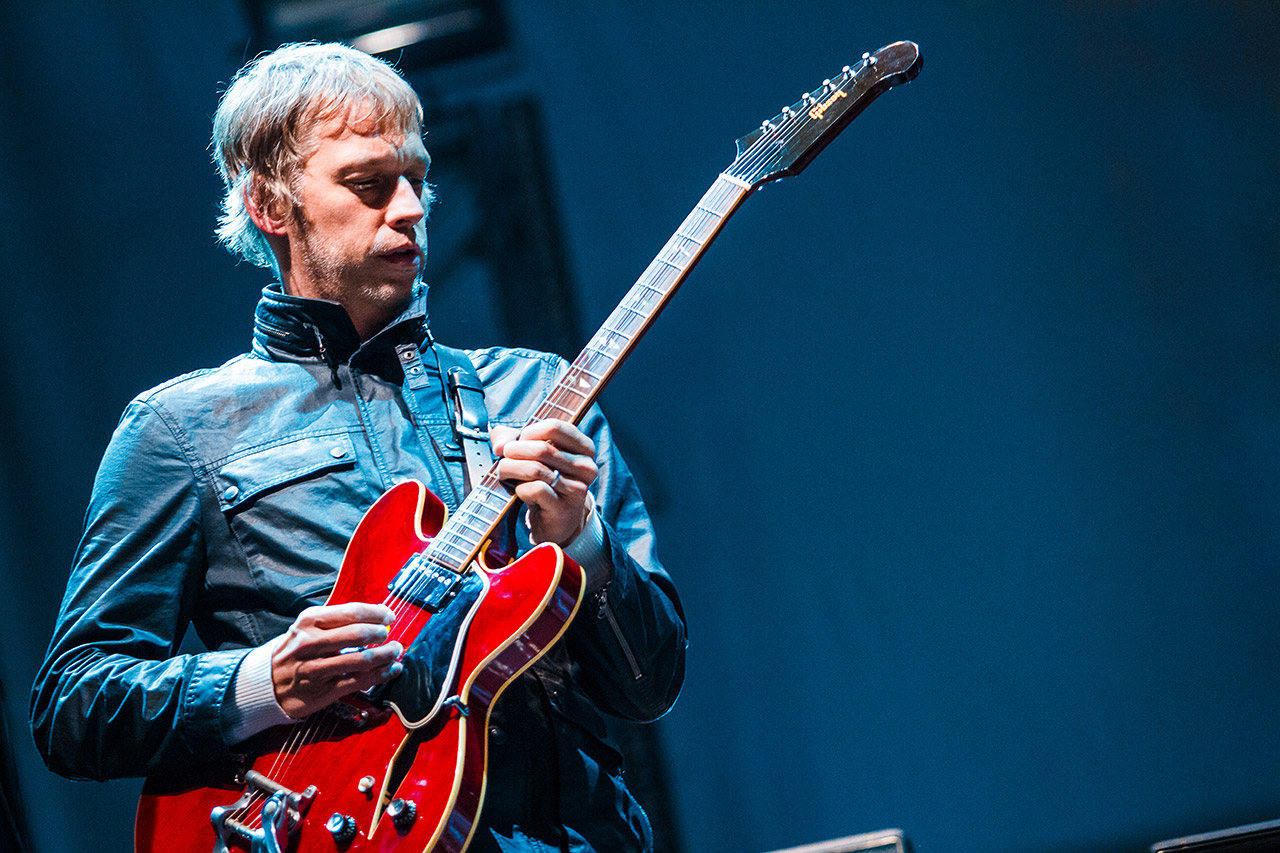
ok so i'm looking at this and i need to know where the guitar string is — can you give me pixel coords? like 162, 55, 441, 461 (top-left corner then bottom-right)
313, 62, 866, 751
230, 704, 347, 830
377, 159, 766, 614
222, 174, 749, 831
221, 55, 877, 835
730, 60, 870, 185
221, 176, 736, 832
222, 132, 799, 840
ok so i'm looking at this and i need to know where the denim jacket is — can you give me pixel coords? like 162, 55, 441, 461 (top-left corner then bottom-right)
30, 284, 687, 852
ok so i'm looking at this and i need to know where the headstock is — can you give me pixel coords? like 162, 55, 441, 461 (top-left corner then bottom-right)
728, 40, 921, 188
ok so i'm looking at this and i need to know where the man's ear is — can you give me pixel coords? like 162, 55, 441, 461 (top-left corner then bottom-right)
243, 176, 291, 236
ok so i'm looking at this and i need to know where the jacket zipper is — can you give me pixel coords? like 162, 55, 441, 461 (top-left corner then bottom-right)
597, 587, 643, 681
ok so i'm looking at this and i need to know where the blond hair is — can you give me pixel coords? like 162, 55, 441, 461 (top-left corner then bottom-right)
212, 42, 431, 269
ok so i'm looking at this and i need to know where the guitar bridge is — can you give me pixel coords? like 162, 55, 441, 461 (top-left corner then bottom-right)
210, 770, 317, 853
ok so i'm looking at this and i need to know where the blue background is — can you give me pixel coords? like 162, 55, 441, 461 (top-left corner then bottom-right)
1, 3, 1277, 852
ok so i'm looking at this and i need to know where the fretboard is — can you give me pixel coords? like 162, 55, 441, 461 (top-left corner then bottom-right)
422, 172, 752, 575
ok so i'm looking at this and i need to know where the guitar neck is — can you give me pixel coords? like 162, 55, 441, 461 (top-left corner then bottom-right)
542, 172, 752, 424
424, 172, 753, 574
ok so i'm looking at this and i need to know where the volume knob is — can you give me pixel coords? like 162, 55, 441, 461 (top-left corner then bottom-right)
386, 797, 417, 831
326, 812, 357, 845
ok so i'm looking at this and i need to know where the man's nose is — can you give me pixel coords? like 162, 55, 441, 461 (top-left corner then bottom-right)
387, 177, 425, 229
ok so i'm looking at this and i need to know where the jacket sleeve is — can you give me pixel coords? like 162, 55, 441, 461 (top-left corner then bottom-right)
29, 398, 246, 780
563, 404, 687, 722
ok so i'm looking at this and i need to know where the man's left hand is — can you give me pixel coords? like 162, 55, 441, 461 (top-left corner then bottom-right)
491, 418, 597, 546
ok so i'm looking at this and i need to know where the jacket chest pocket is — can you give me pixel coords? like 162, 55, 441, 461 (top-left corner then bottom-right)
215, 431, 360, 512
211, 430, 374, 607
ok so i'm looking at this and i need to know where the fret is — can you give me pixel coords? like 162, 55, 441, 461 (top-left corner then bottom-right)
585, 341, 621, 361
634, 279, 668, 297
603, 314, 644, 340
450, 513, 492, 537
439, 528, 484, 553
458, 491, 496, 512
474, 473, 504, 491
616, 302, 650, 320
433, 526, 478, 551
620, 286, 657, 305
574, 357, 613, 384
578, 348, 615, 367
601, 319, 639, 342
461, 500, 501, 525
433, 532, 482, 564
670, 235, 701, 256
565, 364, 606, 383
422, 545, 463, 563
670, 233, 700, 252
425, 542, 468, 571
475, 487, 512, 512
642, 265, 678, 287
603, 327, 631, 351
617, 298, 656, 321
476, 477, 509, 498
641, 273, 677, 297
541, 401, 584, 423
658, 247, 694, 268
555, 375, 592, 398
549, 389, 588, 411
686, 209, 723, 231
542, 398, 576, 417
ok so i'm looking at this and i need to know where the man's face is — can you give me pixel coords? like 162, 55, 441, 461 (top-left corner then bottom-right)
282, 115, 430, 336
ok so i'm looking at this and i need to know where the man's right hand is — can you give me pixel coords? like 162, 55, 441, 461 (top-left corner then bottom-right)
271, 602, 404, 719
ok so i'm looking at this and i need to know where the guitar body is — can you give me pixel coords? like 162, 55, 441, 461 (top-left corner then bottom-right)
136, 480, 584, 853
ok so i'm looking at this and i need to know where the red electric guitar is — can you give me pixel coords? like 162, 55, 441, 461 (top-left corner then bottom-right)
135, 40, 921, 853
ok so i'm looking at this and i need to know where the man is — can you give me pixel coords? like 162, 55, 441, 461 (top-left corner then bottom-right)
31, 43, 686, 852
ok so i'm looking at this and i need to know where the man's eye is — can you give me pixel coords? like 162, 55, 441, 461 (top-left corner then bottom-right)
350, 178, 380, 190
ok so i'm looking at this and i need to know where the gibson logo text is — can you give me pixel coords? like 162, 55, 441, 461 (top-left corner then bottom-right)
808, 89, 848, 121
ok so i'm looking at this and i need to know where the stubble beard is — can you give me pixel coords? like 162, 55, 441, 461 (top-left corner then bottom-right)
293, 223, 419, 321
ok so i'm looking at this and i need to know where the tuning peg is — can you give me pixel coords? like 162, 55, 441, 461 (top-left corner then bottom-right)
781, 106, 795, 119
842, 65, 852, 76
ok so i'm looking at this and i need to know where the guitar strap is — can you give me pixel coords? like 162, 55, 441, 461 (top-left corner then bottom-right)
395, 338, 496, 500
438, 345, 497, 496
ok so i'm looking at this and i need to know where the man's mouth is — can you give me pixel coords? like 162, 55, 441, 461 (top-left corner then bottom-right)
380, 245, 422, 265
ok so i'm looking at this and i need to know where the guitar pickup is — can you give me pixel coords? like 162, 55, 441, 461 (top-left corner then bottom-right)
388, 554, 465, 613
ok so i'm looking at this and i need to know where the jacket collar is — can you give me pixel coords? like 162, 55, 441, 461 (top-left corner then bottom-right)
251, 282, 431, 366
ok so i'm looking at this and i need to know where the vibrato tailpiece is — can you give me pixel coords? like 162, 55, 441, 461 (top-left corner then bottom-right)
210, 770, 317, 853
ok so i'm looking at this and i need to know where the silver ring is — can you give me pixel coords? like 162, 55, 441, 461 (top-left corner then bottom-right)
549, 470, 562, 491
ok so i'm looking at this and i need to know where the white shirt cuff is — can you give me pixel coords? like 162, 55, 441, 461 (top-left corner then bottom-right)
562, 506, 613, 595
223, 638, 297, 744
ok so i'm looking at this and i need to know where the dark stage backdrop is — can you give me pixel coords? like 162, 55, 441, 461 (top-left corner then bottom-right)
1, 3, 1277, 852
